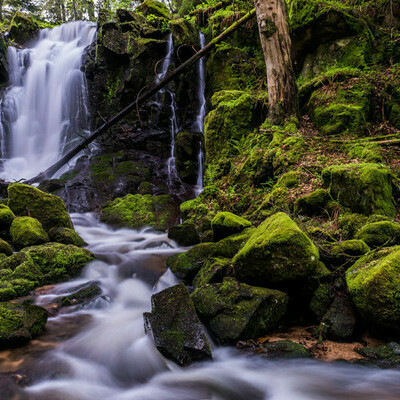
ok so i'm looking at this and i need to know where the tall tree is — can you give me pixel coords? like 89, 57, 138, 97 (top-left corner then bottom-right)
254, 0, 297, 124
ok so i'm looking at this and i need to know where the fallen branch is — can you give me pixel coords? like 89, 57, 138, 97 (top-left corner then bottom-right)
25, 9, 256, 185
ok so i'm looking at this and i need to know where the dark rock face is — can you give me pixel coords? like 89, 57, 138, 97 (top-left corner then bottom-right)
168, 223, 200, 246
144, 283, 212, 366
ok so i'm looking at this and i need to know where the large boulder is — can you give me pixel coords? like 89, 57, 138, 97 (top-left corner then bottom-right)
144, 283, 212, 366
101, 194, 178, 230
211, 212, 252, 241
0, 238, 12, 256
8, 183, 73, 230
0, 302, 48, 348
0, 205, 15, 231
322, 164, 396, 217
167, 223, 200, 247
233, 212, 320, 285
192, 277, 288, 344
346, 246, 400, 333
355, 221, 400, 248
48, 227, 86, 247
10, 217, 49, 249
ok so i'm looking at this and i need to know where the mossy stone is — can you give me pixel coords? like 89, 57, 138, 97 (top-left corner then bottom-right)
346, 246, 400, 333
211, 212, 252, 241
167, 223, 200, 247
0, 205, 15, 231
48, 227, 87, 247
59, 284, 102, 307
136, 0, 171, 19
322, 164, 396, 217
261, 340, 311, 359
10, 217, 49, 250
0, 239, 12, 257
321, 239, 370, 268
7, 183, 73, 230
356, 342, 400, 368
233, 212, 320, 285
191, 277, 288, 344
0, 302, 48, 348
193, 257, 231, 288
356, 221, 400, 248
296, 189, 330, 217
309, 282, 331, 319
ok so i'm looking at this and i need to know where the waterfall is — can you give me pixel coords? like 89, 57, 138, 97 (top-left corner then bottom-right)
195, 32, 206, 196
0, 21, 96, 181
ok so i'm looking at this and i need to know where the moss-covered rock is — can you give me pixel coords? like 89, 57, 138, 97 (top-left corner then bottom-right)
0, 302, 48, 348
10, 217, 49, 249
48, 227, 87, 247
309, 282, 332, 319
193, 257, 231, 288
356, 342, 400, 368
59, 284, 102, 307
7, 183, 73, 230
322, 164, 396, 217
211, 212, 252, 241
0, 239, 12, 257
192, 277, 288, 344
101, 194, 177, 230
0, 205, 15, 232
233, 212, 320, 285
136, 0, 171, 19
167, 223, 200, 247
346, 246, 400, 333
261, 340, 311, 359
295, 189, 330, 217
321, 239, 370, 268
355, 221, 400, 248
144, 283, 212, 366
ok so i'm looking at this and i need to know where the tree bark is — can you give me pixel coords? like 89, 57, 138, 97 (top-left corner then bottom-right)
24, 9, 256, 185
254, 0, 297, 124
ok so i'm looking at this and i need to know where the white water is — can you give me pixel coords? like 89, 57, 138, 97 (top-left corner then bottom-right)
194, 32, 206, 196
20, 213, 400, 400
0, 21, 96, 181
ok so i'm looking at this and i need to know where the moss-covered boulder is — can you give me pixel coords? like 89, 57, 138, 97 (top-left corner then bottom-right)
322, 164, 396, 217
233, 212, 320, 285
261, 340, 311, 359
101, 194, 177, 230
8, 183, 73, 230
0, 205, 15, 231
144, 283, 212, 366
0, 302, 48, 348
58, 284, 102, 307
192, 278, 288, 344
346, 246, 400, 333
193, 257, 231, 288
309, 282, 332, 319
48, 227, 86, 247
10, 217, 49, 249
211, 212, 252, 241
0, 239, 12, 256
167, 223, 200, 247
321, 239, 370, 268
136, 0, 171, 19
295, 189, 330, 217
355, 221, 400, 248
356, 342, 400, 368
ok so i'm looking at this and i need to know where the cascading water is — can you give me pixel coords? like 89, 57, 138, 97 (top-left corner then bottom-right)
0, 21, 96, 181
194, 32, 206, 196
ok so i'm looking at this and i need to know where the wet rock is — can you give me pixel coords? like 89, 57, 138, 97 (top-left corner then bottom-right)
48, 227, 87, 247
309, 282, 332, 320
58, 284, 102, 307
0, 302, 48, 348
10, 217, 49, 250
193, 257, 231, 288
167, 223, 200, 247
260, 340, 311, 359
356, 342, 400, 368
0, 204, 15, 232
8, 12, 40, 46
192, 277, 288, 344
8, 183, 73, 230
322, 164, 396, 217
211, 212, 252, 242
346, 246, 400, 334
0, 238, 12, 256
144, 283, 212, 366
0, 34, 8, 84
355, 220, 400, 248
233, 212, 320, 285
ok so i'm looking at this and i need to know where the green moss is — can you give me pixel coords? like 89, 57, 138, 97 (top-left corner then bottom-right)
48, 227, 86, 247
309, 282, 331, 319
322, 163, 396, 217
0, 204, 15, 231
337, 212, 369, 239
233, 212, 320, 285
10, 217, 49, 250
261, 340, 311, 359
167, 223, 200, 247
322, 239, 370, 268
193, 257, 232, 288
7, 183, 73, 230
356, 221, 400, 248
211, 212, 251, 241
296, 189, 330, 217
0, 238, 12, 256
136, 0, 171, 19
347, 143, 383, 163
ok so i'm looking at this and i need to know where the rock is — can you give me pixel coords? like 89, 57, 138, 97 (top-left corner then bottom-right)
355, 221, 400, 248
211, 212, 252, 241
136, 0, 171, 19
0, 205, 15, 231
0, 302, 48, 348
144, 283, 212, 366
215, 229, 253, 257
192, 277, 288, 344
48, 227, 87, 247
356, 342, 400, 368
295, 189, 330, 216
8, 12, 40, 46
58, 284, 102, 307
321, 239, 370, 268
0, 238, 12, 256
8, 183, 73, 230
309, 283, 332, 320
346, 246, 400, 333
0, 34, 8, 84
193, 257, 232, 288
260, 340, 311, 359
167, 223, 200, 247
320, 295, 356, 341
321, 164, 396, 217
10, 217, 49, 250
101, 194, 178, 230
233, 212, 320, 285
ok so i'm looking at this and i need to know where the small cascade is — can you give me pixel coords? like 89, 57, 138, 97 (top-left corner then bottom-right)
194, 32, 206, 196
0, 21, 96, 181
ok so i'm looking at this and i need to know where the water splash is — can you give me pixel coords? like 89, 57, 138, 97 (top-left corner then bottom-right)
0, 21, 96, 181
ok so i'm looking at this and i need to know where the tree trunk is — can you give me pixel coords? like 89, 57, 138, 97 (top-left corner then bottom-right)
254, 0, 297, 124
